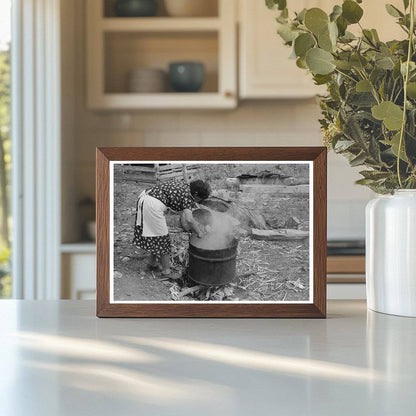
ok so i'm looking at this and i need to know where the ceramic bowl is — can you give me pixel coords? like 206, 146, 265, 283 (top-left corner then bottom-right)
114, 0, 158, 17
168, 62, 205, 93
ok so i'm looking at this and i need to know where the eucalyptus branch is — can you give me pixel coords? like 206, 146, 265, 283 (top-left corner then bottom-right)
358, 69, 381, 104
358, 22, 378, 49
267, 0, 416, 192
397, 0, 415, 187
390, 79, 398, 101
393, 85, 404, 103
334, 68, 358, 83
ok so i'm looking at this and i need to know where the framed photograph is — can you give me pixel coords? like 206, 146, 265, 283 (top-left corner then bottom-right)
96, 147, 327, 318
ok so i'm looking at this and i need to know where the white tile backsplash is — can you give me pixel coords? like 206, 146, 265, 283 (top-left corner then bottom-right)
328, 199, 368, 240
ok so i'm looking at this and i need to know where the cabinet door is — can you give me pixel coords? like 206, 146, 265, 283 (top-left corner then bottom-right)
239, 0, 320, 99
239, 0, 403, 99
62, 253, 96, 300
360, 0, 404, 41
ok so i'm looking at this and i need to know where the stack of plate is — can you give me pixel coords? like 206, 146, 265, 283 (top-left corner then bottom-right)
127, 68, 167, 93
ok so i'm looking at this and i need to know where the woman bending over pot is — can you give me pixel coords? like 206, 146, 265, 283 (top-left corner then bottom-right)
133, 179, 211, 279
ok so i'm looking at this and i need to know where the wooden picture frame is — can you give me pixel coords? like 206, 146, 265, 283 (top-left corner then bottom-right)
96, 147, 327, 318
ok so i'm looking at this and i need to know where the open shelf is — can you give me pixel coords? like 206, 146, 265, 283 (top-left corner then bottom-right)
91, 92, 235, 109
101, 17, 221, 32
86, 0, 236, 109
104, 31, 219, 94
103, 0, 219, 18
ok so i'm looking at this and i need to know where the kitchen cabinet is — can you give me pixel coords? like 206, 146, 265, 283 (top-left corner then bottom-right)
86, 0, 237, 109
239, 0, 324, 99
61, 244, 96, 300
238, 0, 404, 99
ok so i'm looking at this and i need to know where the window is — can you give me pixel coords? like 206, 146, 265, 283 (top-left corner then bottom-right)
0, 0, 11, 298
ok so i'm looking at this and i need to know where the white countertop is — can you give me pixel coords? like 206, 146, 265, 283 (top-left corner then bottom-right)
0, 300, 415, 415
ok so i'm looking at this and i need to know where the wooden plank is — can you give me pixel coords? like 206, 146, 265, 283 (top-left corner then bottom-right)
327, 256, 365, 274
124, 166, 156, 173
241, 184, 310, 194
251, 228, 309, 241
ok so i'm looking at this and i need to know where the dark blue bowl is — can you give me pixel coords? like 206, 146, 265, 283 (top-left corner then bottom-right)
169, 62, 205, 93
114, 0, 158, 17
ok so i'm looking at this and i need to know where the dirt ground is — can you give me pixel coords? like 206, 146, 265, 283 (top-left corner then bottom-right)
113, 164, 310, 302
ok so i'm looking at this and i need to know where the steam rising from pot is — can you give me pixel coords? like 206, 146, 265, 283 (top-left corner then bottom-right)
191, 208, 239, 250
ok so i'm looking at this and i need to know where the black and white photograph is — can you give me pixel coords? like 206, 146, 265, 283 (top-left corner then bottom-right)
110, 161, 313, 303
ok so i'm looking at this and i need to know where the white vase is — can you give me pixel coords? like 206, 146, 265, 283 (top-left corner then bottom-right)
366, 190, 416, 317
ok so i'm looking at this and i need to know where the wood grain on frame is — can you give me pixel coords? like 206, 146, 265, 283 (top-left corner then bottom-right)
96, 147, 327, 318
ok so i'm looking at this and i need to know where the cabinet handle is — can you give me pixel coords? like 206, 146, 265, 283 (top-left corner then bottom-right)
225, 91, 234, 98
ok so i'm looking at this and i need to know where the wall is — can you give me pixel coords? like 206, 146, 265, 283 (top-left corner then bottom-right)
61, 0, 374, 243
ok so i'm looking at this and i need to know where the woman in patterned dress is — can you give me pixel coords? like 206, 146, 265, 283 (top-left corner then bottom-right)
133, 179, 211, 278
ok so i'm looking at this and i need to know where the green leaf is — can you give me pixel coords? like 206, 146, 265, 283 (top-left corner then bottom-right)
266, 0, 287, 11
342, 31, 356, 42
334, 139, 355, 152
306, 48, 335, 75
349, 92, 377, 107
313, 74, 332, 85
370, 67, 386, 84
336, 15, 348, 36
350, 152, 368, 167
359, 170, 391, 180
375, 56, 395, 70
403, 0, 410, 9
276, 8, 289, 23
295, 8, 307, 22
385, 4, 403, 18
382, 132, 409, 162
401, 61, 416, 76
407, 82, 416, 99
362, 29, 375, 44
317, 23, 338, 53
328, 21, 338, 45
304, 8, 329, 35
342, 0, 363, 24
355, 178, 377, 185
333, 59, 353, 70
372, 101, 404, 130
296, 57, 307, 69
330, 5, 343, 22
369, 136, 381, 162
294, 33, 315, 57
318, 31, 333, 52
371, 29, 380, 42
344, 114, 368, 147
393, 61, 402, 79
277, 23, 299, 42
356, 79, 372, 92
350, 53, 368, 69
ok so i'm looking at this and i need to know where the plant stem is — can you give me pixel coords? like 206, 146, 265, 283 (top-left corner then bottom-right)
358, 69, 380, 104
397, 0, 415, 188
334, 68, 357, 83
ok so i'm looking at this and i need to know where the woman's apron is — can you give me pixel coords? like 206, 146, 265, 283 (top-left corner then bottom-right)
136, 190, 169, 237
